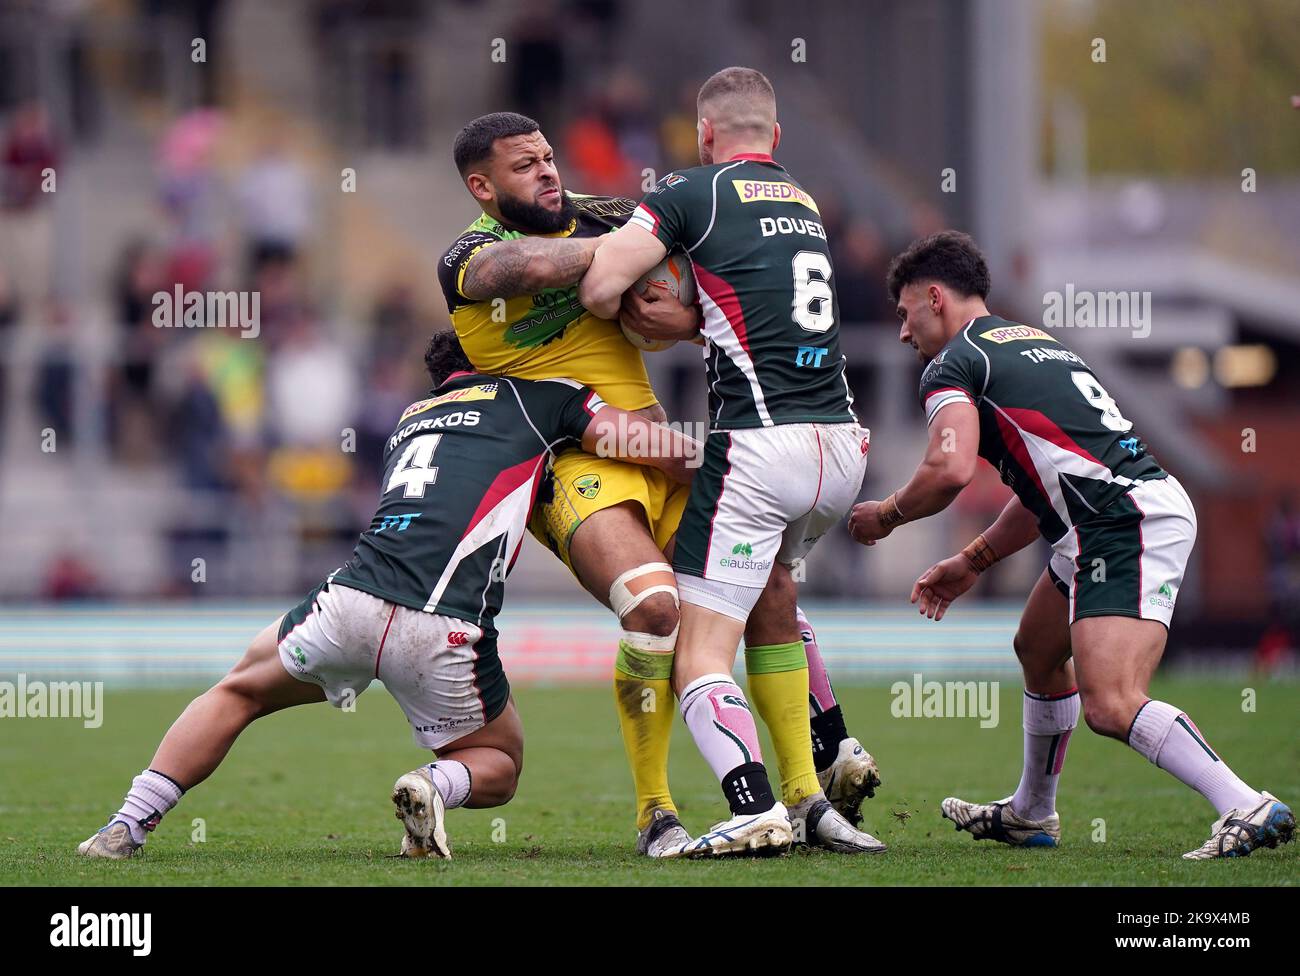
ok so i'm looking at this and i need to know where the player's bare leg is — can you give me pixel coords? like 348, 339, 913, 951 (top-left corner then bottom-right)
150, 621, 328, 788
79, 619, 326, 859
393, 698, 524, 860
942, 571, 1076, 847
665, 598, 793, 857
78, 618, 526, 860
1070, 615, 1293, 859
742, 565, 884, 853
568, 501, 690, 856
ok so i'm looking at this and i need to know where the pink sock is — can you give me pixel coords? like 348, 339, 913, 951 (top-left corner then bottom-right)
680, 673, 764, 779
798, 606, 838, 715
115, 769, 185, 844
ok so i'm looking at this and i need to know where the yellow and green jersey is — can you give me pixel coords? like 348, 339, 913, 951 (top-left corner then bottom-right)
437, 193, 658, 412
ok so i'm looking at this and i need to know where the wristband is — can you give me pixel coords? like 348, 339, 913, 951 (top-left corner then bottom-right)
879, 491, 907, 529
961, 533, 1000, 574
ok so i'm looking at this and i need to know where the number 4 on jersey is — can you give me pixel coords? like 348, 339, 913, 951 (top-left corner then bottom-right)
387, 433, 443, 498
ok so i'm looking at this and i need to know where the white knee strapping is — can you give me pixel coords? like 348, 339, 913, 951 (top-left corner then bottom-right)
620, 629, 678, 652
609, 561, 679, 621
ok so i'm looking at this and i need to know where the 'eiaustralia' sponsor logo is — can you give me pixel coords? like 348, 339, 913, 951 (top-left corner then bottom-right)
719, 541, 771, 572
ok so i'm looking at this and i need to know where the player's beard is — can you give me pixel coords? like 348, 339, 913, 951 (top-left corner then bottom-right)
497, 187, 576, 234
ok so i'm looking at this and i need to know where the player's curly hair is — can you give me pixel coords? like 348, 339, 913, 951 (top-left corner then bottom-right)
886, 230, 991, 304
424, 329, 475, 387
453, 111, 540, 176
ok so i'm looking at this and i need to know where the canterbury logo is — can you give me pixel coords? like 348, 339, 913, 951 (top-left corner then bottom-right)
447, 632, 471, 646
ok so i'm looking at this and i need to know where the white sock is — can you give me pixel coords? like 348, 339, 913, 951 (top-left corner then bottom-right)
680, 673, 765, 782
425, 761, 472, 809
115, 769, 185, 845
1010, 689, 1079, 821
1128, 700, 1262, 816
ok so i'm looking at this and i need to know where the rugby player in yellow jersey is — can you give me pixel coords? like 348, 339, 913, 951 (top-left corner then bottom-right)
437, 112, 881, 855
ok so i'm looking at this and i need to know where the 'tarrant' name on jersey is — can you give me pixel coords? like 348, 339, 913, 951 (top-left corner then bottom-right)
333, 373, 604, 630
920, 316, 1166, 544
630, 154, 856, 430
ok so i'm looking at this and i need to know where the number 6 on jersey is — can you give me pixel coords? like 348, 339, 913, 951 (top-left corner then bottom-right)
792, 250, 834, 333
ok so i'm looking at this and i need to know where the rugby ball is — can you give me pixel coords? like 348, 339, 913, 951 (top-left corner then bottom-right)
620, 251, 697, 352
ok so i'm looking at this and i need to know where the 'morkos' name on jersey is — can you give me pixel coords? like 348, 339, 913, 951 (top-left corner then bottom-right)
387, 410, 482, 452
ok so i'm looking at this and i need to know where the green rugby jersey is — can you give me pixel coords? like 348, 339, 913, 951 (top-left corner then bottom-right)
919, 316, 1165, 544
631, 154, 856, 430
333, 372, 604, 626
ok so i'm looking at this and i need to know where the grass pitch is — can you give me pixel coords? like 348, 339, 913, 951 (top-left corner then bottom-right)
2, 680, 1295, 886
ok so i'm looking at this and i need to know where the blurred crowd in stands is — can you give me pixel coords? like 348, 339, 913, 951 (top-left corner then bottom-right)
0, 52, 934, 602
1, 0, 1291, 663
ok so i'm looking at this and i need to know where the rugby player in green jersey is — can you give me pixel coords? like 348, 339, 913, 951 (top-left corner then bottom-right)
580, 67, 882, 857
850, 230, 1294, 860
77, 332, 696, 861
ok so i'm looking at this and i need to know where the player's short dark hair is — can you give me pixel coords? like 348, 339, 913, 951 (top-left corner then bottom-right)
424, 329, 474, 387
697, 66, 775, 111
697, 67, 777, 135
453, 112, 540, 177
886, 230, 991, 304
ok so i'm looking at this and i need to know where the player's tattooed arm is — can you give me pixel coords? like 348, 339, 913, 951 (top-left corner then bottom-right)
460, 237, 601, 300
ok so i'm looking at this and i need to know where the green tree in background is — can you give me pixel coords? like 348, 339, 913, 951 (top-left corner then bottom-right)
1042, 0, 1300, 175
